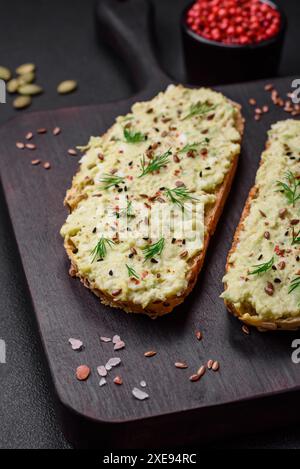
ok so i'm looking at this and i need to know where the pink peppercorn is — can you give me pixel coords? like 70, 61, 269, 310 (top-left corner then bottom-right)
186, 0, 281, 45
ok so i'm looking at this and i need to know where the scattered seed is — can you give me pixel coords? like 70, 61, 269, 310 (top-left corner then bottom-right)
16, 63, 35, 75
144, 350, 156, 357
68, 148, 77, 156
278, 261, 286, 270
0, 65, 11, 81
279, 208, 287, 219
7, 78, 19, 93
114, 340, 125, 351
132, 387, 149, 400
100, 336, 111, 343
99, 378, 107, 387
17, 71, 35, 86
189, 373, 200, 382
25, 132, 33, 140
97, 365, 107, 377
140, 380, 147, 388
43, 162, 51, 170
254, 115, 261, 121
248, 98, 256, 106
264, 231, 270, 240
242, 324, 250, 335
106, 357, 121, 367
196, 365, 205, 377
25, 143, 36, 150
195, 330, 202, 341
68, 338, 83, 351
13, 95, 32, 109
76, 365, 90, 381
16, 142, 25, 149
207, 359, 214, 369
53, 126, 61, 136
212, 361, 219, 371
18, 84, 43, 96
113, 376, 123, 385
262, 105, 269, 113
175, 362, 188, 369
264, 83, 273, 91
112, 289, 122, 296
31, 159, 40, 166
112, 335, 121, 344
180, 250, 188, 259
57, 80, 77, 94
255, 108, 262, 115
37, 128, 47, 134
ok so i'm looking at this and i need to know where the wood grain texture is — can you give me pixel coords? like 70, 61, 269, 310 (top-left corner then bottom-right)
0, 77, 300, 448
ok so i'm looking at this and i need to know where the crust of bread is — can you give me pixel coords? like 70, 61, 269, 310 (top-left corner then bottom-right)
223, 141, 300, 331
63, 98, 244, 318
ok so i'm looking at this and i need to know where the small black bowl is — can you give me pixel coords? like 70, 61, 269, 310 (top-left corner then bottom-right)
181, 0, 287, 86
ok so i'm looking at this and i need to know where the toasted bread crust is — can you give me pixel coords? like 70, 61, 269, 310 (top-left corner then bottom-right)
224, 141, 300, 331
64, 98, 244, 318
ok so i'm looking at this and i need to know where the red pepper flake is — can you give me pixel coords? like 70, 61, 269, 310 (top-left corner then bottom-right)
274, 245, 285, 257
76, 365, 90, 381
186, 0, 281, 45
113, 376, 123, 385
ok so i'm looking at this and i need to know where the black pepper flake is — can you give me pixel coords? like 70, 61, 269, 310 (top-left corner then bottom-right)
274, 278, 281, 283
258, 254, 263, 260
272, 265, 277, 271
205, 166, 211, 170
118, 188, 123, 193
199, 171, 203, 177
128, 161, 133, 166
92, 227, 97, 233
151, 258, 158, 264
109, 270, 113, 276
172, 238, 176, 244
297, 256, 300, 262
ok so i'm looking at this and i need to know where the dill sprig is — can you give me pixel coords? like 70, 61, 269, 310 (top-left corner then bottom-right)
165, 186, 198, 209
120, 200, 135, 218
292, 228, 300, 245
182, 101, 216, 120
178, 138, 210, 154
277, 171, 300, 207
289, 276, 300, 294
123, 128, 146, 143
249, 256, 274, 275
142, 238, 165, 261
126, 264, 139, 279
99, 173, 125, 190
91, 236, 115, 262
138, 149, 171, 177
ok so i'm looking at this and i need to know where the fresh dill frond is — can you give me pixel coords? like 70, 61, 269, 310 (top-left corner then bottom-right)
277, 171, 300, 207
138, 149, 171, 177
165, 186, 198, 209
123, 128, 146, 143
292, 228, 300, 245
120, 200, 135, 218
142, 238, 165, 261
126, 264, 139, 279
182, 101, 216, 120
178, 138, 210, 154
99, 173, 125, 190
91, 236, 115, 262
249, 256, 274, 275
289, 276, 300, 294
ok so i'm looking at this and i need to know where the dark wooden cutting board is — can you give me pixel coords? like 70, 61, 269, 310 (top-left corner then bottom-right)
0, 0, 300, 448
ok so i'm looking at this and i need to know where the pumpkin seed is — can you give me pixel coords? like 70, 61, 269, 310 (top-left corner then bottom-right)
18, 84, 43, 96
16, 63, 35, 75
57, 80, 77, 94
18, 72, 35, 86
13, 95, 32, 109
0, 66, 12, 81
7, 78, 19, 93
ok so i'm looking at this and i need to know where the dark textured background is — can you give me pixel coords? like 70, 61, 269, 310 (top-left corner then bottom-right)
0, 0, 300, 449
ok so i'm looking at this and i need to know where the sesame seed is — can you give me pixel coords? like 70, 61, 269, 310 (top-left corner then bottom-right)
144, 350, 157, 357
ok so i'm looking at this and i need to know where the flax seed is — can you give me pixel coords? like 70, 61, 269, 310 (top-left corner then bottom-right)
189, 373, 200, 382
197, 365, 206, 377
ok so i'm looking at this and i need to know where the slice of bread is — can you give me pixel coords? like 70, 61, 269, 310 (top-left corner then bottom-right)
222, 120, 300, 331
61, 85, 243, 318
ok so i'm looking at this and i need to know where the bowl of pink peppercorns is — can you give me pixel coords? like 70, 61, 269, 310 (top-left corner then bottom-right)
181, 0, 286, 85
